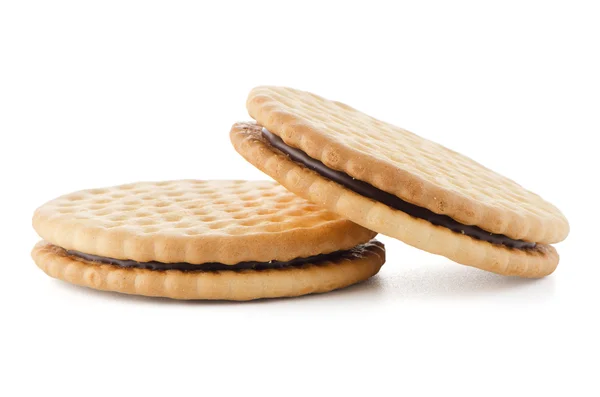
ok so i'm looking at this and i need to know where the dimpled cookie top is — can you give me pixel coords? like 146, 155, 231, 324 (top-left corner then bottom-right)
247, 86, 569, 244
33, 180, 376, 264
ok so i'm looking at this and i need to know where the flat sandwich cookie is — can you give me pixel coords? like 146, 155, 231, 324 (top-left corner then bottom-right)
230, 86, 569, 278
32, 180, 384, 300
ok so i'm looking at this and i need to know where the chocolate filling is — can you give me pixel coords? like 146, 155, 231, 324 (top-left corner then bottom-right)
261, 127, 535, 250
67, 249, 353, 272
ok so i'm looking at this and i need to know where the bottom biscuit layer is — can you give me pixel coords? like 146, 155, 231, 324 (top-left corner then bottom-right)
31, 240, 385, 301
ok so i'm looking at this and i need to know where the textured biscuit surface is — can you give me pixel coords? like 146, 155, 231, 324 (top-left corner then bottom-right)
32, 240, 385, 301
247, 86, 569, 244
231, 123, 559, 277
33, 180, 376, 264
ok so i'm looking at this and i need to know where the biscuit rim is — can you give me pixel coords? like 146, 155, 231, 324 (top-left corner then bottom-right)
247, 86, 569, 244
32, 240, 385, 301
231, 123, 559, 278
32, 180, 377, 264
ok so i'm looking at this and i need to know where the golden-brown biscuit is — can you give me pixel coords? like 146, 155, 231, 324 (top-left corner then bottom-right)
230, 86, 569, 277
32, 180, 384, 300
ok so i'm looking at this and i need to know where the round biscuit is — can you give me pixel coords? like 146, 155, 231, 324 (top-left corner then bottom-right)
33, 180, 376, 264
246, 86, 569, 244
32, 240, 385, 301
231, 123, 559, 277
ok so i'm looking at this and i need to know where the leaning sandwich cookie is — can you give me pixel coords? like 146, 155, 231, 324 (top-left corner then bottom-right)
230, 86, 569, 277
32, 180, 384, 300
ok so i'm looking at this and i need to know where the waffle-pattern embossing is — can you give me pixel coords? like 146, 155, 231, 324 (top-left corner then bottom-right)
246, 86, 569, 244
33, 180, 376, 264
231, 123, 559, 278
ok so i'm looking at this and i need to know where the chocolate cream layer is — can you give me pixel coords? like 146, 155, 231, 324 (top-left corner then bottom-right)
66, 247, 357, 272
261, 127, 535, 250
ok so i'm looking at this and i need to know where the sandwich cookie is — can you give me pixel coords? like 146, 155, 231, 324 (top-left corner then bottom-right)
230, 86, 569, 277
32, 180, 384, 300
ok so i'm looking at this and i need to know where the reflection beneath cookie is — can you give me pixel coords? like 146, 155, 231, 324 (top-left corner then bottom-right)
378, 262, 556, 299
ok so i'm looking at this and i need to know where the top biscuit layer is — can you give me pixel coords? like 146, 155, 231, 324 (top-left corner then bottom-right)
32, 180, 376, 264
247, 86, 569, 244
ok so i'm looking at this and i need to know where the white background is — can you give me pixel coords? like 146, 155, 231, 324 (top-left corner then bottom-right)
1, 1, 598, 396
